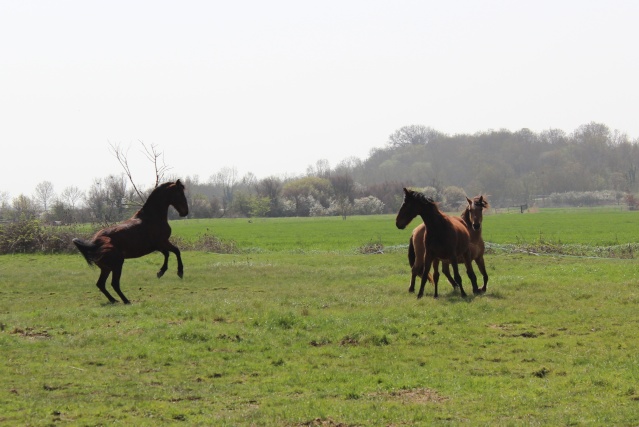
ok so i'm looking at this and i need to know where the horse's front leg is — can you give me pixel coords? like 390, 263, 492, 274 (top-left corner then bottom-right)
450, 261, 467, 298
463, 254, 480, 295
465, 257, 481, 295
475, 255, 489, 293
167, 242, 184, 278
157, 250, 169, 278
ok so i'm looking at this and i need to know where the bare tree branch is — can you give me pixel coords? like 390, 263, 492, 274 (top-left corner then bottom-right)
108, 141, 173, 206
140, 141, 171, 188
108, 142, 145, 204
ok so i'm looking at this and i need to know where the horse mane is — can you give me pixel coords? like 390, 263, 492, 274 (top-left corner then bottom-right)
135, 181, 184, 219
405, 188, 438, 207
471, 195, 490, 209
147, 180, 183, 200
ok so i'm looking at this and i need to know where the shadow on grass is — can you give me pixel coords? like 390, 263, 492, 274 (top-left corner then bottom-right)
435, 288, 506, 303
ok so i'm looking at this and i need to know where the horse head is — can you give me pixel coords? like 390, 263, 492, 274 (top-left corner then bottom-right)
396, 188, 436, 229
466, 195, 488, 231
169, 180, 189, 217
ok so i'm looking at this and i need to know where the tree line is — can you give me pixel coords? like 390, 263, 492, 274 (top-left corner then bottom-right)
354, 122, 637, 207
2, 121, 638, 223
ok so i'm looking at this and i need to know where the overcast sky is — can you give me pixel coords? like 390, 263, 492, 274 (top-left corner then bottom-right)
1, 0, 638, 197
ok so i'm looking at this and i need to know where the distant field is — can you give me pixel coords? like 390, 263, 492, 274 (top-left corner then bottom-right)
168, 208, 639, 253
482, 207, 639, 246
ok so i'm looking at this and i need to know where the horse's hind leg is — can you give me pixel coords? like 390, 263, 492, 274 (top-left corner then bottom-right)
157, 250, 169, 278
110, 260, 130, 304
441, 262, 458, 290
475, 256, 489, 293
418, 257, 433, 299
432, 259, 440, 291
409, 272, 417, 293
96, 268, 118, 304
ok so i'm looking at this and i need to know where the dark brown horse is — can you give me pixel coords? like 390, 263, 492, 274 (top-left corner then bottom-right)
73, 180, 189, 304
396, 188, 479, 298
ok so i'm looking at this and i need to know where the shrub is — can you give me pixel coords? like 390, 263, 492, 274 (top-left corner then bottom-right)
0, 218, 85, 254
352, 196, 385, 215
548, 190, 622, 207
171, 234, 240, 254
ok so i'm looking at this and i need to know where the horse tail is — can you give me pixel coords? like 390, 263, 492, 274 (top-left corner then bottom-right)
408, 236, 416, 268
72, 238, 100, 266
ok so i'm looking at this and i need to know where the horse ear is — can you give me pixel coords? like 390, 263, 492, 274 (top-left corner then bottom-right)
176, 179, 183, 188
466, 197, 472, 205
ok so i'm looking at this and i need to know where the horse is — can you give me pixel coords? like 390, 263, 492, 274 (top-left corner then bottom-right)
409, 195, 490, 295
396, 188, 479, 298
73, 180, 189, 304
444, 195, 489, 293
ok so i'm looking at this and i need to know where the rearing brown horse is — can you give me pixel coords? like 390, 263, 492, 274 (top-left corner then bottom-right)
396, 188, 479, 298
73, 180, 189, 304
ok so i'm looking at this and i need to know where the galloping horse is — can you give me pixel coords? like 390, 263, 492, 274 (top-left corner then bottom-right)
396, 188, 479, 298
73, 180, 189, 304
413, 195, 489, 294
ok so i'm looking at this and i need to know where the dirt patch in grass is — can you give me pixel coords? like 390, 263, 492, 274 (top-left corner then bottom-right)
296, 418, 352, 427
10, 327, 51, 340
371, 387, 449, 404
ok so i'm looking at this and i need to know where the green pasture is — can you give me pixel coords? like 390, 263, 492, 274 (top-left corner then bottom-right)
2, 209, 639, 425
171, 208, 639, 252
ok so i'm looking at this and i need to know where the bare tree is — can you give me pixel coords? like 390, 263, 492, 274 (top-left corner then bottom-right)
307, 159, 331, 178
0, 191, 10, 220
330, 173, 355, 219
211, 167, 238, 212
12, 194, 38, 220
256, 176, 283, 217
34, 181, 55, 213
387, 125, 442, 147
60, 186, 84, 210
109, 141, 171, 204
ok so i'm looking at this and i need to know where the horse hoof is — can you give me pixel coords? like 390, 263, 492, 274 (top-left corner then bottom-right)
178, 271, 184, 279
157, 271, 165, 278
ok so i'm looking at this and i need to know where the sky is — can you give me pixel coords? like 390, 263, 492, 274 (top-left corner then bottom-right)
1, 0, 638, 198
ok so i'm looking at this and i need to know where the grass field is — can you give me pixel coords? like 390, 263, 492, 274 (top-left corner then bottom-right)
2, 209, 639, 425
